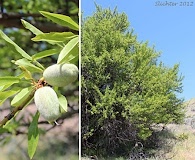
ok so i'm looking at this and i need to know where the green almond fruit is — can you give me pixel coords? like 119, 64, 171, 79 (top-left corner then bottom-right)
34, 86, 60, 122
43, 63, 78, 87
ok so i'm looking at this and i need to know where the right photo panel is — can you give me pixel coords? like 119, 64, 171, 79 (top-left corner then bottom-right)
81, 1, 195, 160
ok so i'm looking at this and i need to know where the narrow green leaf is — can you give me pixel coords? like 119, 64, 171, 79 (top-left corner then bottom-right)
61, 47, 79, 64
3, 119, 20, 132
0, 30, 32, 60
17, 72, 25, 79
32, 32, 76, 43
0, 90, 19, 105
19, 66, 33, 80
0, 77, 20, 86
0, 73, 24, 91
0, 84, 12, 92
0, 86, 4, 91
28, 111, 40, 159
33, 61, 45, 70
21, 19, 43, 35
57, 36, 79, 64
32, 49, 59, 60
58, 94, 68, 112
14, 58, 43, 73
0, 128, 9, 134
11, 87, 33, 107
40, 11, 79, 31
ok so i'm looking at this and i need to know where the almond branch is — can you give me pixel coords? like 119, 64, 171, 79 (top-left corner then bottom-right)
0, 89, 35, 127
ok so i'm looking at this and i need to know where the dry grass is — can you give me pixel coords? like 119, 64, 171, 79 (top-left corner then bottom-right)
167, 132, 195, 160
173, 137, 195, 159
157, 98, 195, 160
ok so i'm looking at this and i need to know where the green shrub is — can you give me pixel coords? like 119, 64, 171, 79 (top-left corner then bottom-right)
81, 6, 184, 156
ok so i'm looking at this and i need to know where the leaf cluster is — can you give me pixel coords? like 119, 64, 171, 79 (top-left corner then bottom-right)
0, 0, 78, 77
0, 11, 79, 159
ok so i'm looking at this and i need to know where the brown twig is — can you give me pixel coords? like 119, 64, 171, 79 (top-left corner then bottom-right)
0, 89, 35, 127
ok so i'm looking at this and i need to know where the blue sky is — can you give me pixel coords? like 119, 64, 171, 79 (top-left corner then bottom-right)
81, 0, 195, 101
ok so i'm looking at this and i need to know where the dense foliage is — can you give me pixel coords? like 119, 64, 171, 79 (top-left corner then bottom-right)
0, 0, 78, 77
81, 7, 184, 156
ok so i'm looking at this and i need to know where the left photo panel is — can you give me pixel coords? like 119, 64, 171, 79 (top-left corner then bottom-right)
0, 0, 79, 160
